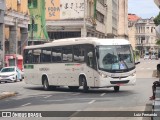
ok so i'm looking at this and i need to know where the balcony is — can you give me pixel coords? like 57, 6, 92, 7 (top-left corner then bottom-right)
4, 10, 29, 28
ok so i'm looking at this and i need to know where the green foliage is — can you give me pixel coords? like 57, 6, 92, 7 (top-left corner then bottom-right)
154, 12, 160, 26
156, 39, 160, 45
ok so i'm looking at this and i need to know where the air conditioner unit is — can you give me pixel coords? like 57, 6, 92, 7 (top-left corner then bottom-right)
17, 0, 21, 5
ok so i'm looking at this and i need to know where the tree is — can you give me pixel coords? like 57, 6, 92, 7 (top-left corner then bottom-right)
156, 39, 160, 45
154, 12, 160, 26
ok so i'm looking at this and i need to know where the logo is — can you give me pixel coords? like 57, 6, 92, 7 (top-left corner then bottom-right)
2, 112, 11, 117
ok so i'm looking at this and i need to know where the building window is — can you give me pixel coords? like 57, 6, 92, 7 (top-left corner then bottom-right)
96, 10, 104, 23
98, 0, 105, 5
28, 24, 38, 32
28, 0, 37, 9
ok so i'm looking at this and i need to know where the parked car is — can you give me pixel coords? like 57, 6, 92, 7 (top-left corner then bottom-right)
151, 53, 156, 60
144, 53, 150, 60
0, 66, 22, 83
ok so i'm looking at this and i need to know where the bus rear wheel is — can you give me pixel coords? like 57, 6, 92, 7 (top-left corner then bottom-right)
43, 78, 50, 91
114, 86, 120, 92
68, 86, 79, 90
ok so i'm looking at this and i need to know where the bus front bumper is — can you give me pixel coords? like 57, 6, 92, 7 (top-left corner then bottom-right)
98, 75, 136, 87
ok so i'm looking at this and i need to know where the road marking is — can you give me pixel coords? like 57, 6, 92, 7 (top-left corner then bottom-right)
21, 103, 31, 107
46, 97, 112, 102
147, 68, 151, 69
88, 100, 96, 104
76, 110, 82, 111
72, 93, 81, 96
100, 93, 106, 97
44, 95, 52, 99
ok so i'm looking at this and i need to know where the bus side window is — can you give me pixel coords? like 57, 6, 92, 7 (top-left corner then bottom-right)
24, 50, 32, 64
73, 45, 85, 62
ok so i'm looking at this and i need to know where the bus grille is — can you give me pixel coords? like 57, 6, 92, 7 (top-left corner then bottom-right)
111, 76, 128, 79
110, 80, 129, 84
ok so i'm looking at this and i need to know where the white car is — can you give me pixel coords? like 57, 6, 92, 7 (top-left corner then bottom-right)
144, 55, 150, 60
0, 66, 22, 83
151, 53, 158, 60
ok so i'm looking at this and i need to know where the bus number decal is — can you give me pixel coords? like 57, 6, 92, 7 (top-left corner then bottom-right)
39, 68, 49, 71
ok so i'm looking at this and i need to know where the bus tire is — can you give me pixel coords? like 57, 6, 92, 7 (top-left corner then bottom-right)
114, 86, 120, 92
42, 77, 50, 91
68, 86, 79, 90
81, 77, 88, 93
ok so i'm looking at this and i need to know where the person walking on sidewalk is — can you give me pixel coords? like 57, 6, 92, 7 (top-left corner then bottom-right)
150, 64, 160, 100
150, 81, 160, 100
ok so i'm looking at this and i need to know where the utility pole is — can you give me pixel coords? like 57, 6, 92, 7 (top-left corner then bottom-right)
15, 18, 18, 67
83, 0, 87, 37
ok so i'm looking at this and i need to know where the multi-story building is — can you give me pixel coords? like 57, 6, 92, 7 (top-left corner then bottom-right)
0, 0, 5, 67
154, 0, 160, 38
4, 0, 29, 55
128, 13, 140, 50
135, 18, 157, 55
118, 0, 128, 38
154, 0, 160, 8
45, 0, 118, 39
0, 0, 29, 67
106, 0, 118, 37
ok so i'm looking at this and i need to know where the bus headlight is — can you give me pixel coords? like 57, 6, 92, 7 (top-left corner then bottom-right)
99, 72, 108, 78
131, 71, 136, 76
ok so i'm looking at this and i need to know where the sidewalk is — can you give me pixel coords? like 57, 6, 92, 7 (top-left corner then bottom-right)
0, 91, 18, 100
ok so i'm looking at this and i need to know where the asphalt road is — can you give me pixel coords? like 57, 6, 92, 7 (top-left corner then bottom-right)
0, 59, 159, 120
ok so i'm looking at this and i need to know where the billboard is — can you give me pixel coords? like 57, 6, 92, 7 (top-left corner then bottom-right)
46, 0, 85, 20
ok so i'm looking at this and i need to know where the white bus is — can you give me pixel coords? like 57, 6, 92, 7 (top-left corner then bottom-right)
23, 37, 136, 92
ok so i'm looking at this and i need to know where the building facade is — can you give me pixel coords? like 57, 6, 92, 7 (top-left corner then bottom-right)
117, 0, 128, 38
106, 0, 118, 37
0, 0, 29, 67
154, 0, 160, 8
135, 18, 157, 55
128, 14, 140, 50
46, 0, 118, 40
5, 0, 29, 55
154, 0, 160, 39
0, 0, 5, 67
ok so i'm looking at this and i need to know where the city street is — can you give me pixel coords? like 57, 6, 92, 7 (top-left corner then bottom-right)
0, 59, 159, 120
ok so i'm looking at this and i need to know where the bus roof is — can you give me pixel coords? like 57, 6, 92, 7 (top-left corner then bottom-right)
25, 37, 130, 49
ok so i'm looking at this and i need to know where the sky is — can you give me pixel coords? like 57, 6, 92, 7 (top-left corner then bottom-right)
128, 0, 160, 19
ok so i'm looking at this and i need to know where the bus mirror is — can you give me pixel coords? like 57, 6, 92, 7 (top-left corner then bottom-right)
88, 52, 93, 58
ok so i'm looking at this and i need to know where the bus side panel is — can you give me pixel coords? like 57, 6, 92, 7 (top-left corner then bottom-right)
24, 64, 42, 85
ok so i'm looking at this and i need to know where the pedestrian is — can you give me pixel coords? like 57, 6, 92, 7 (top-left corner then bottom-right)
150, 80, 160, 100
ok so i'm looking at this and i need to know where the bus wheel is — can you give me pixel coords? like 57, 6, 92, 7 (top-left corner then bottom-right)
114, 86, 120, 92
81, 77, 89, 93
68, 86, 79, 91
43, 78, 50, 91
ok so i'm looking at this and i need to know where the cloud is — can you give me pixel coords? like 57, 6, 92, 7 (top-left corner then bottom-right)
128, 0, 160, 18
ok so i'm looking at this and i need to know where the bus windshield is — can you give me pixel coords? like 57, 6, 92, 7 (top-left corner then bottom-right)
98, 45, 135, 72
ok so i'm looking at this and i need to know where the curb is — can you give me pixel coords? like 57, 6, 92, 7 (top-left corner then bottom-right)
0, 92, 18, 100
